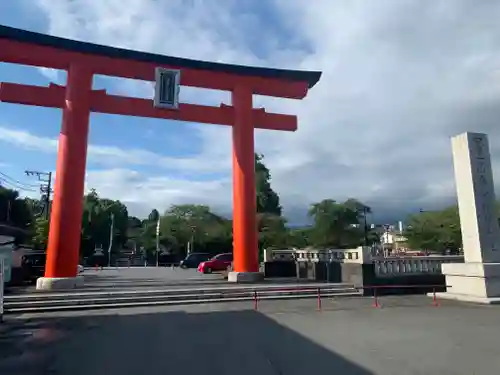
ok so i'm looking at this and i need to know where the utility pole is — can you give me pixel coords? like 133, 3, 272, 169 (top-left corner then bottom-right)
187, 225, 195, 255
25, 170, 52, 219
108, 213, 114, 267
155, 217, 160, 267
363, 206, 369, 246
6, 200, 10, 222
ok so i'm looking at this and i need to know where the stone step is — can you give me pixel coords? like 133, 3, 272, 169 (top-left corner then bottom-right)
3, 289, 361, 313
5, 287, 358, 307
4, 283, 355, 302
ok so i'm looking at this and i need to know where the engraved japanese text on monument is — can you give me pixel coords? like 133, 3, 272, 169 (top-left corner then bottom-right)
470, 134, 499, 253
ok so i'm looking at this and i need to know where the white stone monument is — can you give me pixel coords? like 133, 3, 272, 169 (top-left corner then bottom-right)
436, 132, 500, 303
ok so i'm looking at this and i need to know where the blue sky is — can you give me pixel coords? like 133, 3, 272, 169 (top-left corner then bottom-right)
2, 1, 500, 222
0, 0, 302, 216
0, 1, 213, 183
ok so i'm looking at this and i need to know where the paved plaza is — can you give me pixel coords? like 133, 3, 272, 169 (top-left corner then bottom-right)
8, 267, 226, 293
6, 266, 322, 296
78, 266, 227, 290
1, 294, 499, 375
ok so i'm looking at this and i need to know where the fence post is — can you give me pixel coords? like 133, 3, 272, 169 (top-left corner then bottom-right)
432, 287, 440, 307
372, 287, 380, 308
317, 287, 322, 311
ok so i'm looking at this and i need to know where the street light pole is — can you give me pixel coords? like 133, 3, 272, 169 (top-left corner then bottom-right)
156, 217, 160, 267
108, 212, 114, 267
186, 224, 195, 256
363, 207, 369, 246
190, 226, 195, 254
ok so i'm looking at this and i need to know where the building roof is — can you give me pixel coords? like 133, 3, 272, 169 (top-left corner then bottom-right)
0, 25, 322, 89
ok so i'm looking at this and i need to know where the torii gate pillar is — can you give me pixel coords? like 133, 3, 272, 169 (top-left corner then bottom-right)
228, 85, 260, 282
37, 64, 92, 290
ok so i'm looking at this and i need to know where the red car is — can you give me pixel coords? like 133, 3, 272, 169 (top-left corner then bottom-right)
198, 253, 233, 274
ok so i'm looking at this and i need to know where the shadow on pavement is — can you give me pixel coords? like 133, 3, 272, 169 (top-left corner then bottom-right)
1, 309, 374, 375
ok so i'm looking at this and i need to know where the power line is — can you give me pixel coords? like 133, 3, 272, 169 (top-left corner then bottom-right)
25, 170, 53, 220
0, 171, 39, 187
0, 171, 39, 191
0, 176, 37, 192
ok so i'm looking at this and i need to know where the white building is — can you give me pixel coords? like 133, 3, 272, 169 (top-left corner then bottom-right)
379, 221, 408, 253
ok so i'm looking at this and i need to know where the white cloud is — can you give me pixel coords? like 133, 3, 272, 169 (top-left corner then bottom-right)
0, 126, 231, 174
0, 126, 233, 217
85, 168, 231, 217
0, 127, 58, 153
38, 67, 60, 82
12, 0, 500, 221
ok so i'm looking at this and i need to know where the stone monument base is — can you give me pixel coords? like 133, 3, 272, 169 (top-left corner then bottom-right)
227, 271, 264, 283
36, 276, 84, 291
432, 262, 500, 304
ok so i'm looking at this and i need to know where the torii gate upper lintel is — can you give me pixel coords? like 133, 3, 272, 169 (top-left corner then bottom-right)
0, 25, 321, 288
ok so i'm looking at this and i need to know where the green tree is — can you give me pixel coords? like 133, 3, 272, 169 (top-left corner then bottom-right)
254, 154, 290, 251
404, 207, 461, 254
287, 227, 313, 248
0, 187, 33, 228
258, 213, 289, 250
255, 154, 282, 216
31, 216, 49, 249
157, 204, 231, 256
308, 199, 367, 248
148, 209, 160, 222
80, 189, 129, 258
124, 216, 143, 250
24, 197, 46, 219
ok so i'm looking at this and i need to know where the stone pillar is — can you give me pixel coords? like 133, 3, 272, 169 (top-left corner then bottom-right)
436, 132, 500, 303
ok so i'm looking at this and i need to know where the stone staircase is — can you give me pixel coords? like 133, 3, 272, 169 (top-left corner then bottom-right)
113, 248, 143, 267
3, 283, 362, 313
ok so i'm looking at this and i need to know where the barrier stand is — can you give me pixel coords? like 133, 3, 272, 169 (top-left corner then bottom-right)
253, 290, 258, 310
432, 287, 440, 307
317, 288, 322, 311
372, 288, 380, 308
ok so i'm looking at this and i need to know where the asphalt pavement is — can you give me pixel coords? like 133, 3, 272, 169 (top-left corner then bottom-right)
2, 295, 499, 375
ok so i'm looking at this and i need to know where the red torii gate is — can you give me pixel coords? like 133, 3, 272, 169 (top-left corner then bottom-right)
0, 26, 320, 289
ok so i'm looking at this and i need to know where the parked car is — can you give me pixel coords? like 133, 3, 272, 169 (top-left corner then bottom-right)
179, 253, 211, 269
198, 253, 233, 274
21, 250, 46, 284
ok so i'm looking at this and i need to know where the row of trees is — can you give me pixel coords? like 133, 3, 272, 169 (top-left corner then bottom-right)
2, 153, 485, 259
404, 206, 463, 253
0, 155, 380, 260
